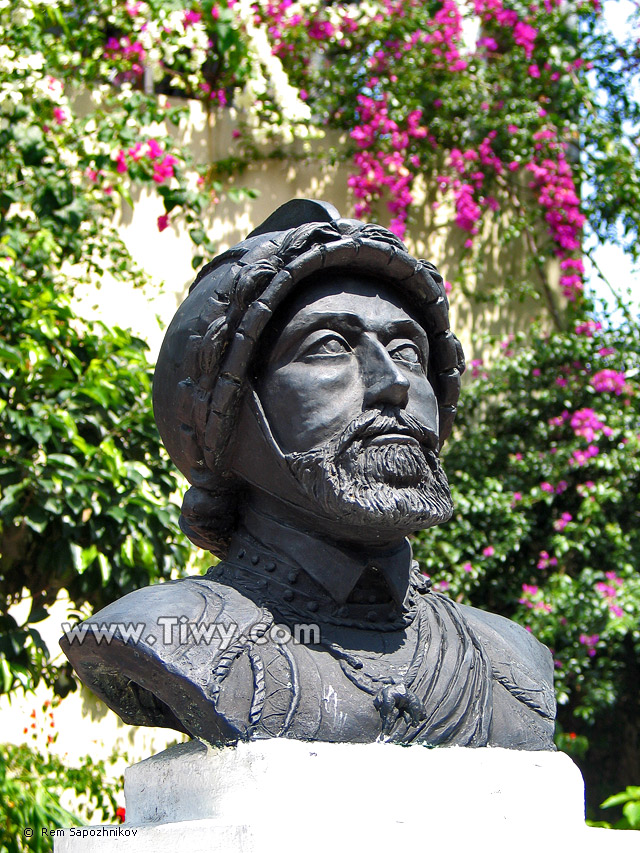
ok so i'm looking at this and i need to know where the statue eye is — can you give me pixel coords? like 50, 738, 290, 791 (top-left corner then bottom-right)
303, 335, 351, 357
390, 342, 422, 365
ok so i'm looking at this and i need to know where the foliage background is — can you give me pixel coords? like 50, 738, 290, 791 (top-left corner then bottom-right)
0, 0, 639, 836
0, 698, 123, 853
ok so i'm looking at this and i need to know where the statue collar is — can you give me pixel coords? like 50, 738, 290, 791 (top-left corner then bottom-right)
222, 504, 417, 614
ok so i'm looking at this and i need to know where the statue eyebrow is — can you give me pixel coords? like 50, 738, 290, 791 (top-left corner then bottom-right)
268, 310, 366, 363
290, 310, 367, 333
269, 311, 428, 364
384, 318, 429, 345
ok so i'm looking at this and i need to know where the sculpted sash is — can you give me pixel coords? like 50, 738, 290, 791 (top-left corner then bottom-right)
221, 586, 494, 746
388, 592, 493, 745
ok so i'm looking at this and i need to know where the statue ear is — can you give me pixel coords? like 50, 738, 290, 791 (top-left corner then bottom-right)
246, 199, 340, 239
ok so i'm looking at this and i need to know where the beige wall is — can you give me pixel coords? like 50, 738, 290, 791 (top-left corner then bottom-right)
75, 98, 556, 364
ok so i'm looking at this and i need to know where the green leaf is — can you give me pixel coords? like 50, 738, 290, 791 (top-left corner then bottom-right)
189, 228, 206, 246
622, 801, 640, 828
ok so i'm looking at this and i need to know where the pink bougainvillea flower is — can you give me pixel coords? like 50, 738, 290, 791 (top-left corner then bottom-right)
478, 36, 498, 51
519, 583, 550, 610
591, 369, 627, 395
115, 150, 128, 174
128, 142, 144, 160
53, 106, 68, 125
152, 154, 178, 184
575, 319, 602, 336
570, 444, 600, 466
561, 257, 585, 272
146, 139, 163, 160
537, 550, 558, 570
579, 633, 599, 657
570, 408, 611, 442
595, 574, 624, 617
470, 358, 484, 378
157, 213, 170, 232
548, 410, 569, 427
553, 512, 572, 531
513, 21, 538, 58
560, 273, 583, 300
184, 9, 202, 26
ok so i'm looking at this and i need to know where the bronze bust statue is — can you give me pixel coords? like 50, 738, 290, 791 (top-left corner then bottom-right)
61, 199, 556, 749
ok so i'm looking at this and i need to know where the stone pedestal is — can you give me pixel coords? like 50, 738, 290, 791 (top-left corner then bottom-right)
55, 740, 637, 853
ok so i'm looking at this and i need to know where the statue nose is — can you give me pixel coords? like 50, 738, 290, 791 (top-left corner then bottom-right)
363, 346, 410, 409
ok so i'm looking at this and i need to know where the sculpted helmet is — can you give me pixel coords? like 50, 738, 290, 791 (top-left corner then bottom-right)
153, 199, 465, 558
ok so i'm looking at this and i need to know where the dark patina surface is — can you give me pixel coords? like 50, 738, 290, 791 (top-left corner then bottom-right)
61, 199, 556, 749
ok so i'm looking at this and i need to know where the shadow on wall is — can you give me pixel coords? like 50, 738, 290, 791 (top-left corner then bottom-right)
408, 182, 560, 366
80, 685, 110, 722
442, 226, 559, 365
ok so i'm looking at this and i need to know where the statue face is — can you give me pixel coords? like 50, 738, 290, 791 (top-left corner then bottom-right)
254, 274, 453, 541
257, 275, 439, 454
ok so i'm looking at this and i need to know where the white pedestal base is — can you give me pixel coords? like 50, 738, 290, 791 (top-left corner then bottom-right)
54, 740, 638, 852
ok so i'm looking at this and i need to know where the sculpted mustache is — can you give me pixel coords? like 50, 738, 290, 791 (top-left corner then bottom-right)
334, 409, 438, 455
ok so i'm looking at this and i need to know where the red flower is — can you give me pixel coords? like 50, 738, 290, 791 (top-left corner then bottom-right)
116, 807, 126, 823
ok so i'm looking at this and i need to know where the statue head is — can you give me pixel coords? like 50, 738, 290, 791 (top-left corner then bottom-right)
153, 200, 465, 556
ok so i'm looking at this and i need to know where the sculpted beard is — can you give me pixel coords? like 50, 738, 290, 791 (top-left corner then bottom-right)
285, 409, 454, 534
